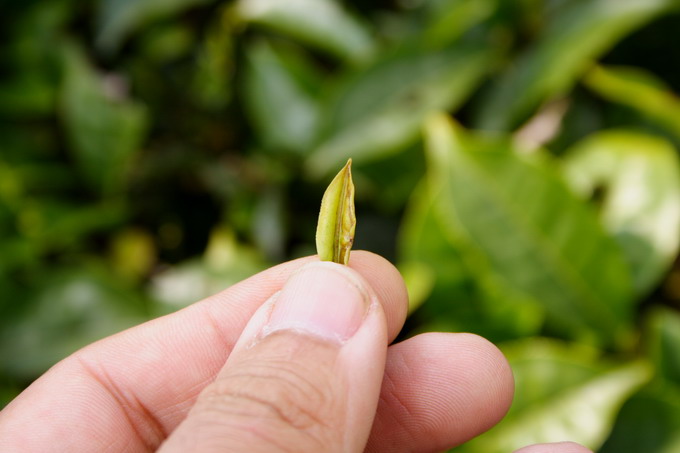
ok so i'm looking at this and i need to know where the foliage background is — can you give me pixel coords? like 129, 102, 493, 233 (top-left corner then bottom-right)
2, 0, 680, 451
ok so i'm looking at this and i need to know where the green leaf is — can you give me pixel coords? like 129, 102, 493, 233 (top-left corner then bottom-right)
455, 339, 653, 452
563, 130, 680, 295
599, 384, 680, 453
424, 114, 634, 346
0, 267, 149, 378
243, 40, 321, 154
95, 0, 210, 54
646, 307, 680, 385
306, 41, 497, 177
475, 0, 679, 131
0, 2, 70, 116
190, 8, 233, 110
315, 159, 355, 265
584, 65, 680, 141
252, 188, 287, 261
421, 0, 496, 49
60, 43, 148, 194
398, 182, 543, 340
151, 227, 267, 312
235, 0, 376, 64
398, 182, 467, 314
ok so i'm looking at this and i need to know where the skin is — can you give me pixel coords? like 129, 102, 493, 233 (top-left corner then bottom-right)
0, 251, 593, 453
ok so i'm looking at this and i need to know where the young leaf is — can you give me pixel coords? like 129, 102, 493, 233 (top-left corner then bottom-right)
315, 158, 355, 265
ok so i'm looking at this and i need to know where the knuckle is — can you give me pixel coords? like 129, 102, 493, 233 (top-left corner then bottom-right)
194, 336, 343, 449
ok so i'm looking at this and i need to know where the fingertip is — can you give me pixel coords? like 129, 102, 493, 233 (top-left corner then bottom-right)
453, 332, 515, 418
348, 251, 409, 342
408, 332, 514, 424
367, 332, 515, 452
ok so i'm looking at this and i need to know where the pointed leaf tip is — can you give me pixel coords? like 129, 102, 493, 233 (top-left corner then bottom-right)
315, 158, 356, 265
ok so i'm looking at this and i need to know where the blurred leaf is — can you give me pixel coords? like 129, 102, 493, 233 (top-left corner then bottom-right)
425, 115, 634, 346
0, 381, 22, 409
110, 228, 157, 282
306, 41, 497, 177
398, 182, 468, 303
235, 0, 376, 63
584, 65, 680, 141
95, 0, 211, 54
563, 130, 680, 295
18, 200, 125, 241
646, 307, 680, 385
243, 40, 321, 154
398, 260, 435, 314
0, 200, 124, 273
0, 1, 70, 116
191, 7, 233, 110
599, 383, 680, 453
456, 339, 652, 452
252, 188, 287, 261
60, 43, 148, 194
476, 0, 679, 131
0, 76, 57, 117
398, 182, 543, 340
421, 0, 496, 49
151, 227, 267, 312
0, 267, 149, 378
139, 23, 195, 63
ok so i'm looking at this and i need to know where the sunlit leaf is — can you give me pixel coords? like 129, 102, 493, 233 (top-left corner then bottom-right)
475, 0, 679, 131
306, 41, 497, 177
425, 114, 634, 346
235, 0, 375, 64
455, 339, 652, 452
584, 65, 680, 141
60, 43, 148, 194
563, 130, 680, 295
151, 227, 267, 312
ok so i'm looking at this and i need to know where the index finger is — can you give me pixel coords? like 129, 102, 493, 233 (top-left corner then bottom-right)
0, 251, 408, 452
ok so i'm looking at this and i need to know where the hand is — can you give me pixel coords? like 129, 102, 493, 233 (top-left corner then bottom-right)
0, 252, 592, 453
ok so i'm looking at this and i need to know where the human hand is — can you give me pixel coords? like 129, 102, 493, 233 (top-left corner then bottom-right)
0, 251, 592, 452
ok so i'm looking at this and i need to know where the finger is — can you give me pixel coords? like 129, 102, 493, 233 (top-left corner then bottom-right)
366, 332, 514, 453
159, 262, 388, 453
514, 442, 594, 453
0, 252, 407, 452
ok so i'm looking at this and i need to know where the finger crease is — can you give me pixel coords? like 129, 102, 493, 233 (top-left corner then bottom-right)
75, 355, 167, 451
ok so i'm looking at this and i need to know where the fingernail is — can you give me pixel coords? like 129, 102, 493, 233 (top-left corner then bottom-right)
264, 262, 370, 343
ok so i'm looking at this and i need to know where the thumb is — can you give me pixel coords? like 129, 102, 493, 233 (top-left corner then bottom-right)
159, 261, 389, 453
